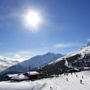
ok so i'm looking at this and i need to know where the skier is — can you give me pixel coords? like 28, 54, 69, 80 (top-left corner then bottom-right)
76, 74, 78, 77
82, 75, 84, 79
50, 86, 53, 90
66, 78, 69, 81
80, 79, 82, 84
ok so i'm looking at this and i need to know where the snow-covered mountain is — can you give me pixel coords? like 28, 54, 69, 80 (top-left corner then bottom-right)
0, 52, 63, 80
40, 45, 90, 75
20, 52, 63, 70
0, 56, 19, 72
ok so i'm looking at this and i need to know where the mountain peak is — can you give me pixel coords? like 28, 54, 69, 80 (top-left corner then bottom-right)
46, 52, 54, 55
45, 52, 63, 57
3, 52, 63, 74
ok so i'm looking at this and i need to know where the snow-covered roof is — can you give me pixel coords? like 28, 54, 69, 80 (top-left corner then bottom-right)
27, 71, 40, 75
7, 74, 18, 77
82, 67, 90, 69
7, 74, 29, 80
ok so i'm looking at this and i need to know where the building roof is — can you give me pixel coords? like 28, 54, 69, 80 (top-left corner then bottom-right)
26, 71, 40, 75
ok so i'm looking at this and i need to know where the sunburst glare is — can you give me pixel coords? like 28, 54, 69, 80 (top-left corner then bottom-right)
23, 10, 42, 31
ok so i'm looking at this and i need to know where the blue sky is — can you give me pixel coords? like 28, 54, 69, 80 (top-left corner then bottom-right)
0, 0, 90, 60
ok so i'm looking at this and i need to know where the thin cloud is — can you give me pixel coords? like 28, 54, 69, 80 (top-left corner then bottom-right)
2, 49, 51, 62
0, 12, 20, 21
54, 43, 81, 48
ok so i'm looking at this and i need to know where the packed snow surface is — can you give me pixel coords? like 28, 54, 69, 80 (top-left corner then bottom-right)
0, 71, 90, 90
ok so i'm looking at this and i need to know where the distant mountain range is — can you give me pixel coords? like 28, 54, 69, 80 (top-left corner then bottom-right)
0, 52, 63, 80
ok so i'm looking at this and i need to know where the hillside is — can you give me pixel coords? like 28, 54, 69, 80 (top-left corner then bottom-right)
39, 45, 90, 75
20, 52, 63, 70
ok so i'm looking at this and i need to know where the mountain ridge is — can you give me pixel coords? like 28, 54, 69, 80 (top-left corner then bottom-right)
0, 52, 63, 80
39, 45, 90, 75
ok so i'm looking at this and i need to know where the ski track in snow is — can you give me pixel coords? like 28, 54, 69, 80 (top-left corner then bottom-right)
0, 71, 90, 90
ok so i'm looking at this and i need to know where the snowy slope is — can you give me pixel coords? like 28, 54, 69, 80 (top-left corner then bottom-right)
52, 46, 90, 64
0, 70, 90, 90
20, 52, 63, 70
0, 56, 19, 72
40, 45, 90, 75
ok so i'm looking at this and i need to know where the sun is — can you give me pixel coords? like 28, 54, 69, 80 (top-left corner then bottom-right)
23, 10, 42, 30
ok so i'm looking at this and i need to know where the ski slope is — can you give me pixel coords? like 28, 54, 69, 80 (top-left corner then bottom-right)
0, 71, 90, 90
